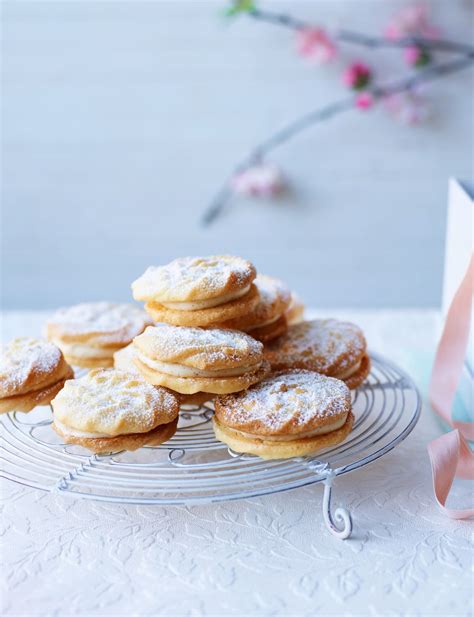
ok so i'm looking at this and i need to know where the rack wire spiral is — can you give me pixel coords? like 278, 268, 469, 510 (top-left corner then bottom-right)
0, 352, 421, 539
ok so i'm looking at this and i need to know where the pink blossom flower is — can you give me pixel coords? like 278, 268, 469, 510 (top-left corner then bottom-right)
231, 164, 284, 197
295, 27, 337, 64
384, 3, 440, 40
404, 45, 431, 67
355, 92, 375, 110
342, 62, 372, 90
384, 91, 430, 125
404, 45, 422, 65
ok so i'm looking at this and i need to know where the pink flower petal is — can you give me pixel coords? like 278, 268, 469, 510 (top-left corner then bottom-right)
384, 91, 430, 125
404, 46, 422, 65
384, 2, 440, 40
295, 27, 337, 64
231, 164, 284, 198
355, 92, 374, 110
342, 62, 372, 89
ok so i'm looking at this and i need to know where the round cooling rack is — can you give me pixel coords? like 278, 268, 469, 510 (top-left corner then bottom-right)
0, 352, 421, 539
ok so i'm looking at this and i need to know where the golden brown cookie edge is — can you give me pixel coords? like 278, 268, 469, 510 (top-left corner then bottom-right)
213, 412, 354, 460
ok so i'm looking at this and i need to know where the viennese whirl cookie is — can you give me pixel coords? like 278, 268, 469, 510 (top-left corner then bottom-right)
113, 343, 213, 406
219, 275, 291, 342
0, 338, 73, 413
46, 302, 152, 368
51, 368, 180, 453
132, 255, 259, 327
213, 370, 354, 459
132, 324, 270, 396
264, 319, 370, 389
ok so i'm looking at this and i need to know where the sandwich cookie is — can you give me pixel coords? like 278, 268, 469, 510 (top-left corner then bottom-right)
51, 368, 180, 453
132, 324, 270, 396
264, 319, 370, 389
213, 370, 354, 459
219, 275, 291, 342
132, 255, 259, 327
46, 302, 153, 368
0, 338, 73, 413
113, 343, 213, 406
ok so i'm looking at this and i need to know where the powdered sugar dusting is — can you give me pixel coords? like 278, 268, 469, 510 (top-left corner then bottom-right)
216, 370, 350, 434
246, 275, 291, 325
134, 324, 263, 369
265, 319, 366, 372
47, 302, 152, 344
0, 338, 62, 397
132, 255, 255, 302
255, 275, 291, 308
52, 368, 178, 434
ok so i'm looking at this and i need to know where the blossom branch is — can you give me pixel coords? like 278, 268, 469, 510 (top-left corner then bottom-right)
201, 55, 473, 226
336, 30, 474, 56
248, 7, 474, 56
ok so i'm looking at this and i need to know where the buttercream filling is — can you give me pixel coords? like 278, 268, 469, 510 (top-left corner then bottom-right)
1, 377, 66, 403
53, 418, 173, 439
160, 285, 251, 311
136, 351, 261, 378
246, 314, 280, 330
220, 413, 348, 442
51, 337, 114, 360
54, 419, 113, 439
334, 360, 362, 380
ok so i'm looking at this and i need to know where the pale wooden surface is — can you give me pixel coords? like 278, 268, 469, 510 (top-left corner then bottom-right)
2, 0, 473, 309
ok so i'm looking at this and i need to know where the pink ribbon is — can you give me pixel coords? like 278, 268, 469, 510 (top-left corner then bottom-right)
428, 256, 474, 519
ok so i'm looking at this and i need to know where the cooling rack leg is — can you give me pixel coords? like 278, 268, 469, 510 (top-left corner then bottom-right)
322, 471, 353, 540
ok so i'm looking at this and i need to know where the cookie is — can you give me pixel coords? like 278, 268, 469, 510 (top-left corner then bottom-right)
213, 370, 354, 459
219, 275, 291, 342
113, 342, 139, 373
0, 338, 74, 413
242, 315, 288, 344
178, 391, 215, 406
285, 292, 305, 325
114, 343, 214, 406
132, 255, 259, 327
51, 368, 180, 453
46, 302, 153, 368
264, 319, 370, 389
132, 324, 270, 395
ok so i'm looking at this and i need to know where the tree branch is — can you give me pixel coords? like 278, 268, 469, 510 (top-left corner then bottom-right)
248, 7, 474, 57
201, 55, 474, 226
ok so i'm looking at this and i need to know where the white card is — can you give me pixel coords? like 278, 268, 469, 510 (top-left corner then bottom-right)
442, 178, 473, 373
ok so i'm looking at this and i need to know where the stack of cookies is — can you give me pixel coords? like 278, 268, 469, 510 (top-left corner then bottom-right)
1, 253, 371, 460
219, 274, 292, 342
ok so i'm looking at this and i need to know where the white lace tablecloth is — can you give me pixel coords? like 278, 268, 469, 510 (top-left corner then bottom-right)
1, 310, 473, 616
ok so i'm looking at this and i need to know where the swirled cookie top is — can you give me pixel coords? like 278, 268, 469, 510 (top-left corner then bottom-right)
215, 370, 351, 436
0, 337, 66, 398
131, 255, 256, 303
264, 319, 367, 374
46, 302, 152, 344
51, 368, 179, 435
133, 324, 264, 371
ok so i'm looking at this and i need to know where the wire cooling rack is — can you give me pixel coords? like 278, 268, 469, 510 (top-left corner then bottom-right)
0, 352, 421, 539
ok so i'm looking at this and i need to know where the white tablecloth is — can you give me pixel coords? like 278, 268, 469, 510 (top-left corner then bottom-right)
1, 310, 473, 616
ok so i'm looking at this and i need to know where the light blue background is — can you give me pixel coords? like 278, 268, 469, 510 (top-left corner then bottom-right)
2, 0, 473, 309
